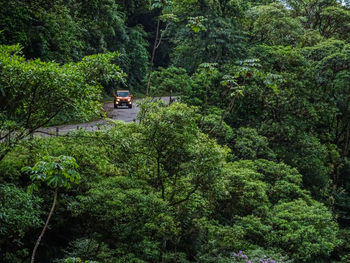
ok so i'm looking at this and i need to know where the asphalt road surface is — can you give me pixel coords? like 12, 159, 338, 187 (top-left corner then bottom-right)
36, 97, 174, 136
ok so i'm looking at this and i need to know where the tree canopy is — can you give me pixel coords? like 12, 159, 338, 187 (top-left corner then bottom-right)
1, 0, 350, 262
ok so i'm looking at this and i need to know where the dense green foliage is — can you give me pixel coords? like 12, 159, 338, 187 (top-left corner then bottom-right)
1, 0, 350, 262
0, 103, 341, 262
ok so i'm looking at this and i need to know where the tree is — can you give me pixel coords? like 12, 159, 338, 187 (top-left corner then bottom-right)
197, 107, 234, 146
0, 0, 84, 63
22, 155, 81, 263
72, 176, 179, 262
246, 3, 305, 46
149, 66, 193, 97
0, 0, 130, 63
146, 0, 176, 94
284, 0, 350, 41
135, 100, 228, 205
72, 0, 127, 56
319, 6, 350, 39
120, 26, 150, 92
0, 184, 42, 263
232, 127, 276, 160
267, 199, 339, 262
167, 0, 247, 73
0, 44, 125, 161
197, 159, 339, 262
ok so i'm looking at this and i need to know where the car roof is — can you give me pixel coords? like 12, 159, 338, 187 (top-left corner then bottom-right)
117, 90, 129, 92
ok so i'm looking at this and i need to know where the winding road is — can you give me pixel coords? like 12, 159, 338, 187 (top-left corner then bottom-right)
36, 97, 174, 136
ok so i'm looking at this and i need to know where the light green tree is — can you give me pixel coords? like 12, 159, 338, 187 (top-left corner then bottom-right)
0, 44, 125, 161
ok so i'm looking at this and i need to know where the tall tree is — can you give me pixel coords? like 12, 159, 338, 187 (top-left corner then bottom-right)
22, 155, 80, 263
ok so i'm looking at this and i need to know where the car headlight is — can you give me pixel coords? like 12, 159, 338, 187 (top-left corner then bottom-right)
128, 98, 131, 101
117, 99, 120, 101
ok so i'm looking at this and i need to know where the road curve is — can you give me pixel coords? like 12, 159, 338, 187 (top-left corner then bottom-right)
36, 97, 174, 136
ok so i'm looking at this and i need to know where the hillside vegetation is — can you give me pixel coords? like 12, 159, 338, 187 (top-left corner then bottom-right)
1, 0, 350, 262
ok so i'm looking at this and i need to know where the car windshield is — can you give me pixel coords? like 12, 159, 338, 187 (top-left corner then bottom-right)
117, 91, 129, 97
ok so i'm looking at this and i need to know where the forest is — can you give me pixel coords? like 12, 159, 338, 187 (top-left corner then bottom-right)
1, 0, 350, 262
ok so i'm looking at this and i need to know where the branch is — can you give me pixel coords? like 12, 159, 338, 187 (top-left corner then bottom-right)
155, 23, 169, 49
170, 183, 200, 206
31, 188, 58, 263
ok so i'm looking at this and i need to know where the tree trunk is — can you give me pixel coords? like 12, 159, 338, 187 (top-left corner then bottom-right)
343, 122, 350, 157
146, 18, 161, 96
31, 188, 58, 263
